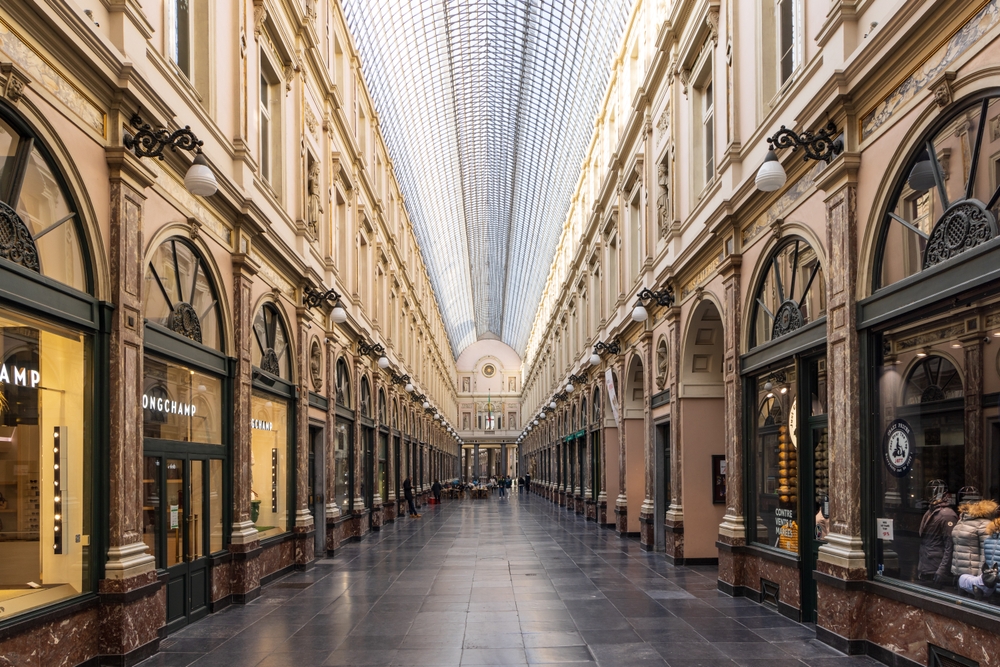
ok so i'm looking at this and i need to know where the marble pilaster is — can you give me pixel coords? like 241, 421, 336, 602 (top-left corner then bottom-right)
718, 254, 745, 548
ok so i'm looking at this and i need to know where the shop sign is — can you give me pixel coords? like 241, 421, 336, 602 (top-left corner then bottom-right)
0, 364, 40, 387
877, 517, 894, 541
605, 368, 620, 427
170, 505, 179, 529
882, 419, 915, 477
252, 419, 275, 431
142, 393, 197, 416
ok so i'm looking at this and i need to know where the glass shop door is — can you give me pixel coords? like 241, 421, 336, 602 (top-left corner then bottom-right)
143, 454, 215, 633
799, 355, 828, 624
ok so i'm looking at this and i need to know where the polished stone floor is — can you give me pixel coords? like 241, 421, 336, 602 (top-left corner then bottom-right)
138, 493, 879, 667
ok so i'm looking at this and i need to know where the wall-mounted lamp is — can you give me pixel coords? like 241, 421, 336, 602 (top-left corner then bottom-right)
632, 285, 675, 322
567, 373, 587, 392
755, 122, 843, 192
590, 339, 621, 366
358, 340, 389, 369
410, 391, 425, 403
391, 373, 410, 386
303, 286, 348, 323
124, 114, 218, 196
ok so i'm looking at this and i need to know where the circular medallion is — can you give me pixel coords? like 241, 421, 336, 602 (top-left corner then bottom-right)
883, 418, 915, 477
482, 363, 496, 378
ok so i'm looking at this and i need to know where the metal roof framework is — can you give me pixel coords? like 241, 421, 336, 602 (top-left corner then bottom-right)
342, 0, 632, 356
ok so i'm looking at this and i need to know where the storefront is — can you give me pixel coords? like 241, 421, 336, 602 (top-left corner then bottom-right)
142, 237, 229, 631
334, 358, 353, 519
740, 235, 827, 621
588, 388, 601, 521
850, 90, 1000, 641
0, 102, 99, 624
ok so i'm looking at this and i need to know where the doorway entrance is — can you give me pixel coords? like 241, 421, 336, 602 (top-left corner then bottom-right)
143, 453, 223, 633
654, 421, 670, 550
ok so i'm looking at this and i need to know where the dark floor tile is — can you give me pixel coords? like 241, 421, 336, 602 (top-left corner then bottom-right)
525, 645, 594, 664
579, 628, 643, 645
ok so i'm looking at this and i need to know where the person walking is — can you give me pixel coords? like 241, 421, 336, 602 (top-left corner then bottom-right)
518, 476, 525, 494
498, 475, 506, 498
403, 477, 420, 518
432, 479, 442, 503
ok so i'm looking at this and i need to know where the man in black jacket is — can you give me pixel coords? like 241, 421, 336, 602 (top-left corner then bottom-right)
432, 479, 442, 503
403, 477, 421, 518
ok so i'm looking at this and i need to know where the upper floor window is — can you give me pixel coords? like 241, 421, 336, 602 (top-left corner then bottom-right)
167, 0, 210, 101
360, 375, 372, 418
777, 0, 796, 84
252, 303, 291, 380
0, 114, 88, 292
702, 81, 715, 185
751, 237, 826, 348
877, 94, 1000, 290
259, 55, 282, 190
144, 238, 222, 349
336, 358, 352, 408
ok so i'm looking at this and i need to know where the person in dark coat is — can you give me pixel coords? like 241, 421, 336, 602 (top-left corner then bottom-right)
403, 477, 420, 518
918, 496, 958, 585
432, 479, 442, 503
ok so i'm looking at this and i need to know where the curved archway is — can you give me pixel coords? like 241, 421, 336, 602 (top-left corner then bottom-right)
144, 237, 223, 350
677, 298, 727, 559
620, 353, 645, 535
252, 302, 292, 381
749, 237, 826, 349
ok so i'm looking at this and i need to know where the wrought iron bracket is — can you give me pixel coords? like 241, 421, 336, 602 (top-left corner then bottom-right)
304, 286, 342, 309
358, 340, 385, 358
390, 373, 410, 386
637, 284, 675, 308
553, 392, 568, 403
594, 339, 622, 356
123, 113, 204, 159
766, 121, 843, 163
568, 372, 588, 384
410, 392, 426, 403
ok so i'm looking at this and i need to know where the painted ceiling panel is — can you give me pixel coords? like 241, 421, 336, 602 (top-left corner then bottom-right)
342, 0, 632, 356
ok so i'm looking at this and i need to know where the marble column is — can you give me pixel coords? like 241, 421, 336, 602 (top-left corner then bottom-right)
474, 443, 480, 480
718, 254, 744, 543
639, 333, 656, 548
100, 145, 162, 660
293, 307, 315, 565
817, 154, 866, 580
324, 337, 340, 554
351, 359, 365, 518
665, 305, 684, 559
614, 353, 629, 535
228, 248, 262, 601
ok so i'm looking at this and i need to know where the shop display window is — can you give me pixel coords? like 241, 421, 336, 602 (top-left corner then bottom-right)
143, 356, 222, 444
751, 362, 800, 553
335, 421, 351, 513
250, 392, 289, 539
873, 300, 1000, 605
0, 308, 91, 620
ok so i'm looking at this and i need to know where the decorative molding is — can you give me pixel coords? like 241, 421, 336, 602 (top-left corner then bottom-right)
706, 6, 720, 46
0, 61, 29, 103
253, 0, 267, 40
0, 21, 104, 134
931, 70, 956, 108
861, 0, 1000, 139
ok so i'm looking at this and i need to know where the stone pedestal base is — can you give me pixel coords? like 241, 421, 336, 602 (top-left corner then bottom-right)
384, 498, 397, 522
665, 519, 684, 563
371, 504, 385, 531
639, 511, 655, 549
230, 540, 263, 603
598, 499, 608, 525
615, 505, 628, 535
585, 499, 596, 521
98, 570, 165, 665
293, 527, 315, 568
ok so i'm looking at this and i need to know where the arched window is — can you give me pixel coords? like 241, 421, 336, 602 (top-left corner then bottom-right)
593, 388, 601, 424
360, 375, 372, 418
378, 388, 387, 423
391, 400, 398, 429
336, 358, 352, 407
144, 238, 221, 349
876, 93, 1000, 289
0, 113, 88, 292
581, 397, 587, 426
751, 238, 826, 347
903, 355, 963, 405
251, 303, 291, 380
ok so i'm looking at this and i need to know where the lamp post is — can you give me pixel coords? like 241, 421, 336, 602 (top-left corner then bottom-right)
123, 114, 218, 196
632, 285, 675, 322
755, 121, 844, 192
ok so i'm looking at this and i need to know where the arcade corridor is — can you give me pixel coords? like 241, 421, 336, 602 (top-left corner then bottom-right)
138, 497, 873, 667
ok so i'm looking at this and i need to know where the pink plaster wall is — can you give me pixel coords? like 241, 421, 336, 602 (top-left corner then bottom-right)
680, 397, 726, 559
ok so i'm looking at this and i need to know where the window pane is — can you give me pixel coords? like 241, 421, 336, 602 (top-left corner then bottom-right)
0, 119, 19, 198
143, 356, 223, 444
209, 459, 223, 554
751, 362, 799, 553
143, 457, 160, 565
250, 392, 289, 539
335, 420, 351, 513
175, 0, 191, 77
874, 300, 1000, 606
16, 148, 86, 292
144, 240, 221, 350
0, 307, 91, 620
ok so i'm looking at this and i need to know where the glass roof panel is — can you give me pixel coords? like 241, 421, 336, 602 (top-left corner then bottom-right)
343, 0, 632, 356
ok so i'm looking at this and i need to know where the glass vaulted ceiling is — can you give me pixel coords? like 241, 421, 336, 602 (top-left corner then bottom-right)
342, 0, 633, 356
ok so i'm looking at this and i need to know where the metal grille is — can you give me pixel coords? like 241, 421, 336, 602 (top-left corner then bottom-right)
761, 578, 780, 609
929, 645, 978, 667
342, 0, 633, 356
